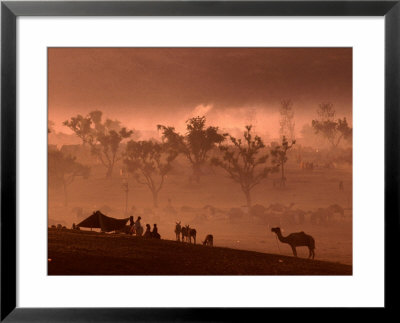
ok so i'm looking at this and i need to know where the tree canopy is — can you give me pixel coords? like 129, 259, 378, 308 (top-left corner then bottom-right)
63, 110, 134, 177
124, 140, 178, 208
279, 100, 295, 141
311, 103, 352, 149
158, 116, 225, 183
271, 136, 296, 187
48, 148, 90, 206
211, 125, 276, 207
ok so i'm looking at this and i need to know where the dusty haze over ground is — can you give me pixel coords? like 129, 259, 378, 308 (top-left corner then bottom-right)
48, 48, 353, 269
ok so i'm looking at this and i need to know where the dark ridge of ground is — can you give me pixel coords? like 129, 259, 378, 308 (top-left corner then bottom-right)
48, 229, 352, 275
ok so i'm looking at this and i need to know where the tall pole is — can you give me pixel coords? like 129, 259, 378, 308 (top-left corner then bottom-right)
122, 179, 129, 216
125, 181, 129, 215
121, 168, 129, 216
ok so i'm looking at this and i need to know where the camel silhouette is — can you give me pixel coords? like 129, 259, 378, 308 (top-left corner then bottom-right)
271, 227, 315, 259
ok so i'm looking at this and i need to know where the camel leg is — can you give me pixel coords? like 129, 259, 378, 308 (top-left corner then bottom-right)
291, 245, 297, 257
194, 236, 196, 245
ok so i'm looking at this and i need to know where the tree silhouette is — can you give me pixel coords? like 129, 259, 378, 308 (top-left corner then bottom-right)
271, 136, 296, 187
124, 140, 178, 208
279, 100, 295, 141
157, 116, 225, 183
48, 148, 90, 206
63, 110, 133, 178
211, 125, 276, 207
311, 103, 352, 149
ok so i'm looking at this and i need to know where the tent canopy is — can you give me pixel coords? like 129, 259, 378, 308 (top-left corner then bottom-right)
77, 210, 128, 232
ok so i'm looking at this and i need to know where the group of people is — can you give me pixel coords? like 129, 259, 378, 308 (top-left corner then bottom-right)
129, 216, 161, 239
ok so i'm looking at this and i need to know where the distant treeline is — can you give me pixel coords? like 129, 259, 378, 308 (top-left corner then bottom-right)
49, 103, 352, 208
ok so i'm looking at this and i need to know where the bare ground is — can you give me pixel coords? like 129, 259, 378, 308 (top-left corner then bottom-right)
48, 229, 352, 275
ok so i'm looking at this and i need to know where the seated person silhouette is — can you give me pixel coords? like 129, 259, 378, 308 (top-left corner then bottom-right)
151, 224, 161, 239
143, 224, 152, 239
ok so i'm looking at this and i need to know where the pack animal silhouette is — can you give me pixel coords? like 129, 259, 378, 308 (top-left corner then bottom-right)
271, 227, 315, 259
182, 225, 196, 244
175, 221, 182, 241
188, 226, 197, 244
181, 225, 189, 242
202, 234, 213, 246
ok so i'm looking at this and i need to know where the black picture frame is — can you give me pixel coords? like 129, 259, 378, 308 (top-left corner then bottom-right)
1, 1, 399, 321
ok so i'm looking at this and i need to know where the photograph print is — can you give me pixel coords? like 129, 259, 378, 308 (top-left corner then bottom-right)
48, 48, 352, 275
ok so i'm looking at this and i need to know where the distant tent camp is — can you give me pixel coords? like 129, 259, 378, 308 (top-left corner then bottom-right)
77, 210, 129, 232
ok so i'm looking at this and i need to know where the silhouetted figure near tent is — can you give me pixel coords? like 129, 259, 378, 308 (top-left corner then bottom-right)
129, 216, 135, 235
143, 224, 152, 239
135, 216, 143, 236
152, 224, 161, 239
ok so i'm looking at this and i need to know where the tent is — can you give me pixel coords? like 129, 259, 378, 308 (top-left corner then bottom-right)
77, 210, 129, 232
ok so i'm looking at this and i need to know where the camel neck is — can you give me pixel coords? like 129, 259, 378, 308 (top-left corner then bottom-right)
276, 230, 287, 243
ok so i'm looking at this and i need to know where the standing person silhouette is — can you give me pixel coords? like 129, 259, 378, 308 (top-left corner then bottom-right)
129, 216, 135, 235
135, 216, 143, 236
